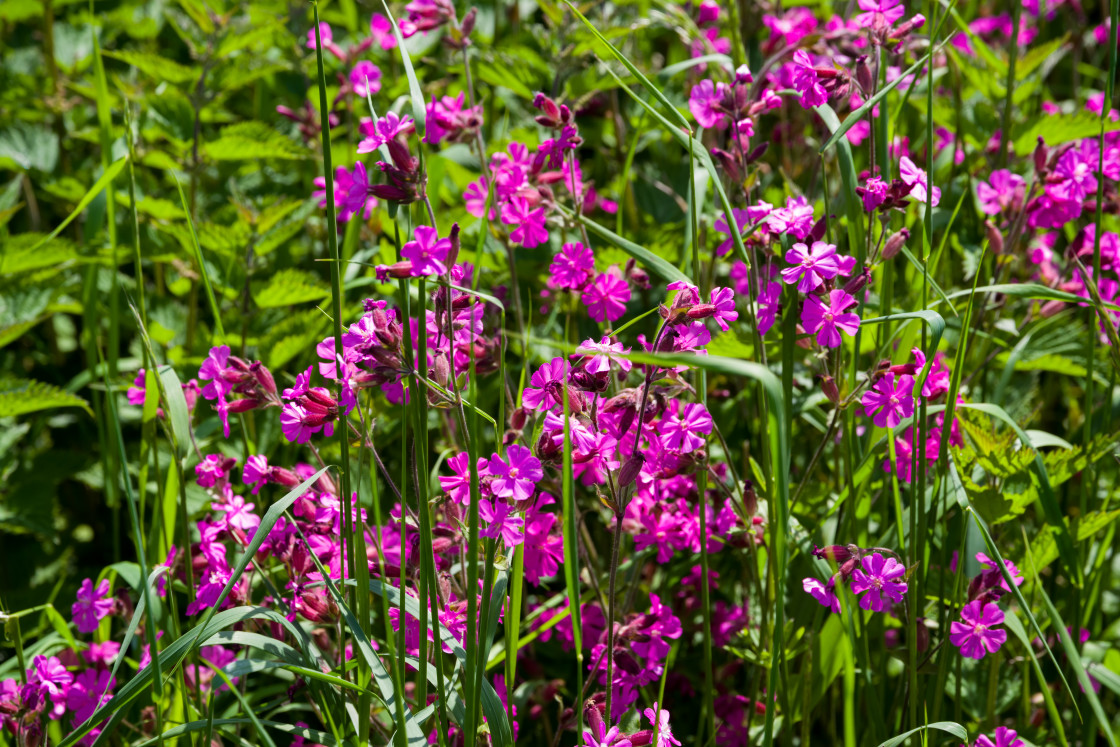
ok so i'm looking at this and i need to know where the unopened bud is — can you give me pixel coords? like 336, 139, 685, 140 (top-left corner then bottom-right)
510, 407, 528, 431
459, 7, 476, 37
985, 220, 1004, 254
447, 222, 461, 269
855, 55, 873, 93
745, 141, 769, 164
881, 228, 910, 260
809, 216, 829, 243
1033, 137, 1049, 176
618, 454, 645, 488
735, 64, 753, 85
820, 374, 839, 405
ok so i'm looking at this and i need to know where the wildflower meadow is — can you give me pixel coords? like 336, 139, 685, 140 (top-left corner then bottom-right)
3, 0, 1120, 744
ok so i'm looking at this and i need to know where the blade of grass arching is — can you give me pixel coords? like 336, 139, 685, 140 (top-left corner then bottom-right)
966, 509, 1083, 716
561, 314, 584, 743
555, 205, 689, 284
1002, 612, 1069, 746
899, 247, 953, 309
136, 718, 339, 747
27, 158, 126, 253
815, 104, 865, 254
958, 402, 1081, 587
378, 0, 427, 135
172, 174, 225, 339
207, 667, 279, 747
874, 722, 967, 747
97, 346, 163, 701
561, 0, 690, 132
599, 67, 751, 272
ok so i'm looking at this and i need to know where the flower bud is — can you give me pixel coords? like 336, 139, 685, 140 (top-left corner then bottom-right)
745, 140, 769, 164
881, 228, 910, 260
809, 216, 829, 243
1033, 137, 1049, 176
510, 407, 528, 431
734, 64, 753, 85
250, 361, 277, 396
855, 55, 873, 93
820, 374, 840, 405
618, 453, 645, 488
985, 220, 1004, 254
459, 7, 477, 38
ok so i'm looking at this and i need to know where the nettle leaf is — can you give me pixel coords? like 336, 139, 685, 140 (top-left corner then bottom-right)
203, 122, 312, 161
0, 233, 82, 274
1012, 111, 1120, 154
252, 269, 330, 308
961, 472, 1034, 525
102, 49, 196, 84
957, 408, 1018, 457
0, 378, 92, 418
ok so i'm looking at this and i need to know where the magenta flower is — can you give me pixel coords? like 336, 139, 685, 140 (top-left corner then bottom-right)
767, 196, 815, 239
350, 60, 382, 97
950, 600, 1007, 660
853, 0, 905, 27
281, 402, 317, 444
72, 578, 113, 633
369, 13, 398, 49
861, 372, 916, 428
194, 453, 230, 489
977, 169, 1025, 215
550, 242, 596, 290
479, 499, 525, 548
576, 336, 632, 374
501, 197, 549, 248
584, 721, 633, 747
127, 369, 147, 406
644, 703, 681, 747
861, 176, 889, 211
339, 162, 377, 222
756, 280, 782, 336
242, 455, 269, 494
66, 669, 115, 725
688, 80, 728, 129
801, 290, 861, 347
781, 240, 844, 291
582, 269, 631, 322
708, 287, 739, 331
791, 50, 827, 108
976, 726, 1024, 747
899, 156, 941, 206
522, 357, 570, 411
30, 655, 73, 700
357, 112, 414, 154
849, 553, 908, 612
661, 402, 713, 453
401, 225, 451, 277
439, 452, 489, 504
1049, 149, 1097, 203
976, 552, 1024, 591
803, 577, 841, 613
488, 444, 543, 503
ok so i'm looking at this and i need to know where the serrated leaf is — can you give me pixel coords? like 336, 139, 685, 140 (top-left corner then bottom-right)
0, 378, 92, 418
252, 269, 330, 308
1012, 111, 1120, 155
0, 233, 82, 274
102, 49, 197, 84
203, 122, 311, 161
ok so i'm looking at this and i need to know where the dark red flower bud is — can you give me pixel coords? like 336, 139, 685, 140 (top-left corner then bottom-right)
881, 228, 910, 260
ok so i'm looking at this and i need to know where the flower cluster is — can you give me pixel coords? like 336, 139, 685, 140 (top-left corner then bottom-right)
803, 545, 909, 614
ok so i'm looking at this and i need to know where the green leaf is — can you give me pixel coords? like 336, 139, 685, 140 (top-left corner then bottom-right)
203, 122, 312, 161
1012, 111, 1120, 155
876, 721, 967, 747
27, 158, 127, 253
559, 205, 689, 284
102, 49, 197, 83
252, 269, 331, 308
0, 378, 92, 418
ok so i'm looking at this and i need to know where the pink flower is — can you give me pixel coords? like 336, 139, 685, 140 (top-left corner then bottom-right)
522, 357, 571, 411
803, 577, 841, 613
791, 50, 827, 108
242, 455, 269, 494
861, 372, 915, 428
644, 703, 681, 747
369, 13, 399, 49
576, 336, 632, 374
349, 61, 382, 97
401, 225, 451, 277
861, 176, 889, 211
584, 721, 633, 747
194, 453, 230, 489
849, 553, 908, 612
501, 197, 549, 248
488, 444, 543, 503
582, 270, 631, 322
801, 290, 861, 347
72, 578, 113, 633
439, 452, 490, 504
1048, 149, 1097, 203
977, 169, 1025, 215
357, 112, 414, 154
756, 280, 782, 336
127, 369, 147, 406
899, 156, 941, 206
976, 726, 1024, 747
688, 80, 729, 129
853, 0, 905, 28
661, 402, 713, 453
479, 498, 525, 547
66, 669, 115, 726
976, 552, 1024, 591
767, 196, 815, 239
550, 242, 595, 290
30, 655, 72, 701
781, 241, 846, 292
708, 287, 739, 331
950, 600, 1007, 660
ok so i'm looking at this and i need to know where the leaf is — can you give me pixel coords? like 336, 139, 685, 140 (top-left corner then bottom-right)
876, 721, 967, 747
0, 378, 92, 418
102, 49, 197, 83
0, 121, 60, 172
558, 205, 689, 284
1012, 111, 1120, 155
0, 233, 82, 274
1028, 508, 1120, 580
27, 158, 127, 253
252, 269, 331, 308
203, 122, 312, 161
